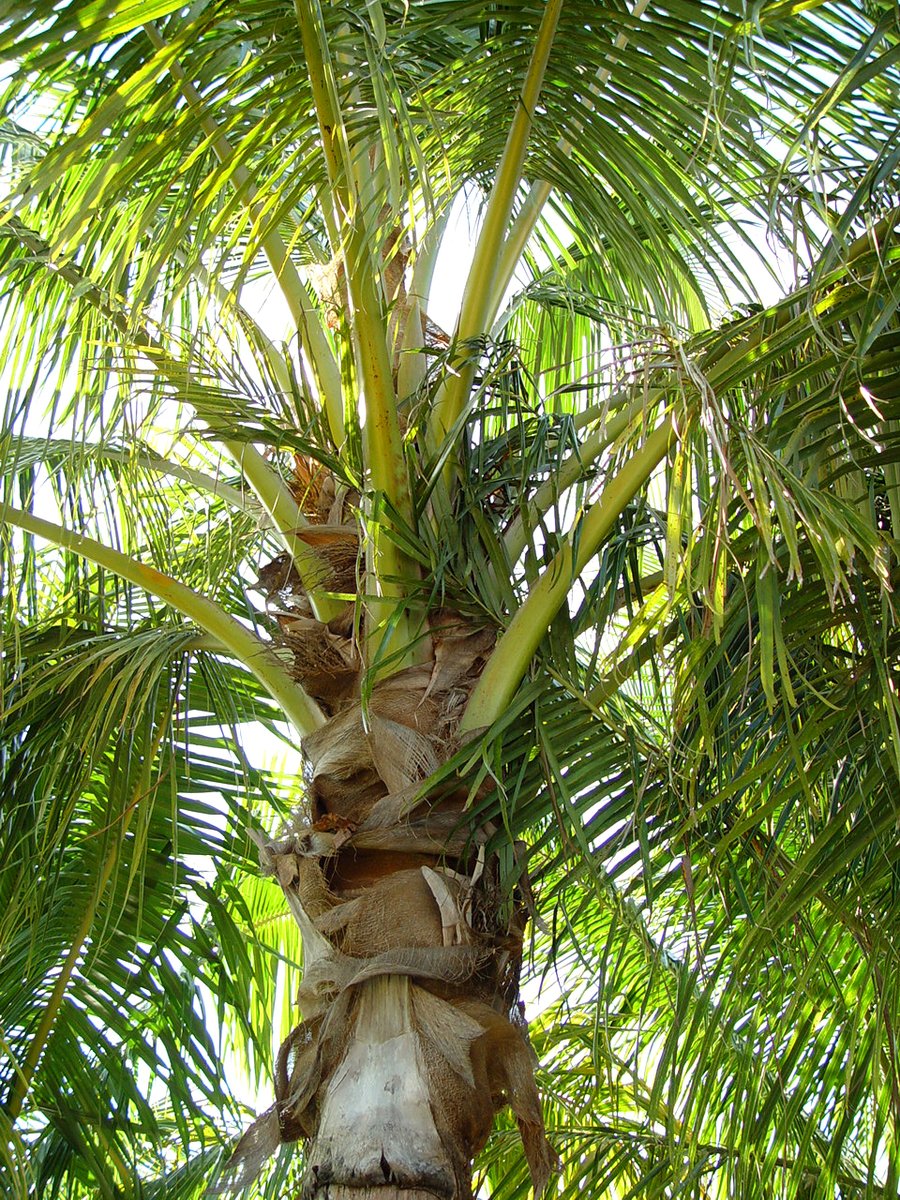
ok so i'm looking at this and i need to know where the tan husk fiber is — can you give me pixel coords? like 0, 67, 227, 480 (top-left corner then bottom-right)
217, 522, 556, 1197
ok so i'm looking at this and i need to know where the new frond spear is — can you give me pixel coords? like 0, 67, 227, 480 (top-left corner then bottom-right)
295, 0, 425, 670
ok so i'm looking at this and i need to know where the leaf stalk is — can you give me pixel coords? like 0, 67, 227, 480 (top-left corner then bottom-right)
1, 505, 325, 734
461, 418, 674, 732
427, 0, 564, 454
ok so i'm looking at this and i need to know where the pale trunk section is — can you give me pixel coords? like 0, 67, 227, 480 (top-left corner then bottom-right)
307, 977, 453, 1196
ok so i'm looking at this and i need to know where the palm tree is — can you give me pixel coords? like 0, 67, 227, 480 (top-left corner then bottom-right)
2, 0, 899, 1196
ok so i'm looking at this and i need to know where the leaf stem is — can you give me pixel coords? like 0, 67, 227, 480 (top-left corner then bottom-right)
427, 0, 564, 453
3, 436, 253, 513
461, 419, 674, 733
1, 505, 325, 735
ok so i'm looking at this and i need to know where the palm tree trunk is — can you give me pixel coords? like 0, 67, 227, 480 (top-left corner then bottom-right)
222, 534, 555, 1198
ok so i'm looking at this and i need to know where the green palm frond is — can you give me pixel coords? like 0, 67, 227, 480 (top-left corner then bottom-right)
0, 622, 308, 1198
